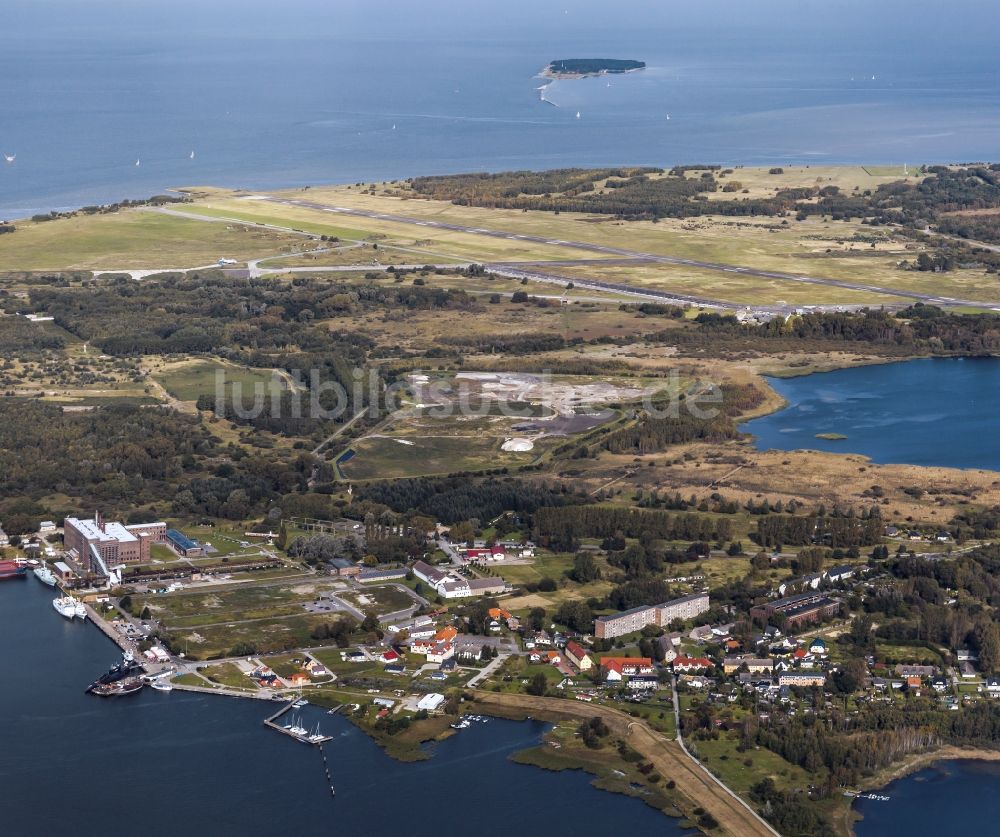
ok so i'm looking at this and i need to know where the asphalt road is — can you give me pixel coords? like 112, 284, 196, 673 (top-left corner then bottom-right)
252, 194, 1000, 312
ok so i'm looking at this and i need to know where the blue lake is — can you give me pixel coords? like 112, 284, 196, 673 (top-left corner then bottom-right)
854, 759, 1000, 835
741, 357, 1000, 470
0, 579, 685, 837
2, 0, 1000, 217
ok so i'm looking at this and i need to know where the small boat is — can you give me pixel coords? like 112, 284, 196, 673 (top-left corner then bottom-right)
3, 153, 14, 164
293, 699, 308, 708
189, 150, 195, 159
33, 564, 57, 586
575, 111, 581, 119
53, 596, 77, 619
135, 158, 140, 167
151, 681, 173, 692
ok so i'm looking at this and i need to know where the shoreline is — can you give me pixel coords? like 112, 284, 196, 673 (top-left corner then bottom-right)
844, 746, 1000, 835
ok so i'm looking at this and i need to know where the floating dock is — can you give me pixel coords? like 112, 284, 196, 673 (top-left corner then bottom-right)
263, 701, 333, 745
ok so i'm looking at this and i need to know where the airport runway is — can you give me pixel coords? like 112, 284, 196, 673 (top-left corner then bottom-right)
251, 194, 1000, 311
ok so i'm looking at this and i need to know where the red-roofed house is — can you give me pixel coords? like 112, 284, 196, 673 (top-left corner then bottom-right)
434, 626, 458, 643
600, 657, 654, 683
564, 641, 593, 672
671, 656, 712, 673
381, 649, 400, 663
412, 638, 455, 663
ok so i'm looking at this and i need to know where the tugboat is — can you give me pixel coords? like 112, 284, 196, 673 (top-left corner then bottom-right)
90, 676, 144, 697
87, 652, 143, 693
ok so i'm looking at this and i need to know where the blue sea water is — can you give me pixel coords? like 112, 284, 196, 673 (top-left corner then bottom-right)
741, 357, 1000, 469
854, 759, 1000, 835
0, 580, 685, 837
2, 0, 1000, 217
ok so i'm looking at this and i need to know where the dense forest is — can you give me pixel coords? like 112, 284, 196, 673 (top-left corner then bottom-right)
0, 316, 66, 353
533, 505, 732, 551
754, 508, 884, 549
664, 305, 1000, 357
353, 476, 580, 524
599, 382, 765, 455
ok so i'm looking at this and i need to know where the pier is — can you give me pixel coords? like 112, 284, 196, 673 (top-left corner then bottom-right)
263, 700, 333, 745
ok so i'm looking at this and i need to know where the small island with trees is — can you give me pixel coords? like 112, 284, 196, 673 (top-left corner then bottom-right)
543, 58, 646, 79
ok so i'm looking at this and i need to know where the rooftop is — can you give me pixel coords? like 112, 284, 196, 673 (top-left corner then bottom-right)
166, 528, 197, 550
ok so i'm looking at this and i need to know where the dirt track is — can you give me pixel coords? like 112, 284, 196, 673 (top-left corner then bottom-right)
473, 690, 778, 837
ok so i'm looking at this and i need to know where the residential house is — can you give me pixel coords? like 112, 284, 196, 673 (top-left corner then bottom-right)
895, 664, 938, 678
722, 656, 773, 675
304, 659, 329, 677
412, 639, 455, 663
808, 638, 828, 656
600, 656, 654, 684
826, 565, 857, 584
672, 655, 712, 674
564, 640, 593, 672
434, 626, 458, 643
777, 573, 824, 597
777, 672, 826, 687
656, 636, 678, 664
